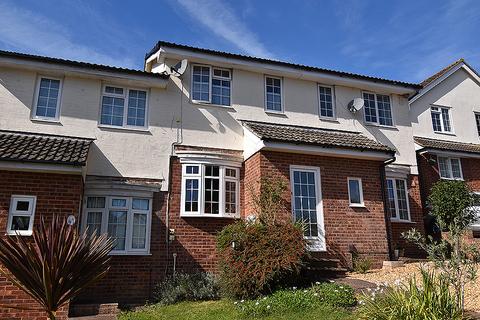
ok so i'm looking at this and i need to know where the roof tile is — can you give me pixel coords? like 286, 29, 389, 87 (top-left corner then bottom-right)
414, 136, 480, 154
0, 131, 93, 166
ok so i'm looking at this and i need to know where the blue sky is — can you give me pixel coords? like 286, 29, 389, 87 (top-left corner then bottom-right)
0, 0, 478, 83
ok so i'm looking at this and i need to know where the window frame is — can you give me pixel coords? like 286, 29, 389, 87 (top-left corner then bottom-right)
264, 75, 284, 113
362, 91, 394, 127
32, 76, 63, 121
347, 177, 364, 207
430, 105, 453, 134
82, 195, 152, 255
437, 156, 463, 180
98, 84, 149, 130
386, 178, 411, 222
7, 195, 36, 236
474, 112, 480, 137
190, 65, 233, 107
180, 163, 240, 218
318, 84, 336, 120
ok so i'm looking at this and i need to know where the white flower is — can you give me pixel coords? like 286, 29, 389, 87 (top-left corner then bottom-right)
241, 299, 244, 303
255, 302, 259, 305
394, 279, 401, 286
371, 297, 375, 301
366, 288, 371, 292
359, 300, 364, 305
315, 281, 320, 285
263, 297, 267, 300
334, 290, 338, 292
267, 305, 271, 309
303, 290, 307, 293
234, 301, 238, 305
329, 280, 335, 283
313, 293, 318, 296
339, 286, 343, 289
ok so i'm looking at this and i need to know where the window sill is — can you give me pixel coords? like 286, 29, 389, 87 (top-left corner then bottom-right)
365, 123, 397, 130
349, 203, 366, 208
181, 213, 240, 219
6, 231, 32, 236
265, 110, 287, 117
391, 219, 415, 224
319, 117, 339, 123
440, 177, 464, 181
31, 117, 61, 124
109, 251, 151, 256
191, 101, 235, 110
98, 124, 151, 133
434, 131, 456, 136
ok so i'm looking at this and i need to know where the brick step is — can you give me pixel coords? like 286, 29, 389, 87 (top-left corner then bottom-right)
305, 258, 342, 268
69, 303, 119, 318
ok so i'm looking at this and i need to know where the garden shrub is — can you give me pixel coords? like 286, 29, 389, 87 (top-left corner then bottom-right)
353, 257, 373, 274
217, 220, 306, 298
235, 282, 356, 318
358, 268, 462, 320
152, 272, 220, 305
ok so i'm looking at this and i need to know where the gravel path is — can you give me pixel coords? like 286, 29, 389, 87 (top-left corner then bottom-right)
346, 262, 480, 313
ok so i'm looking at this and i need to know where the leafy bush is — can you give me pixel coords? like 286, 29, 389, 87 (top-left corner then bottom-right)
152, 273, 220, 305
235, 282, 356, 318
353, 257, 373, 274
217, 220, 307, 299
358, 268, 462, 320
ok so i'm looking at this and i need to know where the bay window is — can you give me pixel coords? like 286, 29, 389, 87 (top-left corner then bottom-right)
181, 164, 240, 218
386, 178, 410, 221
82, 196, 152, 254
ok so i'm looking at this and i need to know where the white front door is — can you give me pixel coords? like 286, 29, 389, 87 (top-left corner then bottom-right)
290, 166, 326, 251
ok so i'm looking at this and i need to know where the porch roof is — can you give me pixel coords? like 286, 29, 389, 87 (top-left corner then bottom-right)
0, 130, 93, 166
242, 120, 394, 154
414, 136, 480, 155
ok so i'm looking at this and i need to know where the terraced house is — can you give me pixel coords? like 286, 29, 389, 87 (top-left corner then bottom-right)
2, 41, 478, 318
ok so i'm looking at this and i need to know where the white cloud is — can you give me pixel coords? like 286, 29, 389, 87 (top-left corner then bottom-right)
173, 0, 274, 58
0, 1, 137, 69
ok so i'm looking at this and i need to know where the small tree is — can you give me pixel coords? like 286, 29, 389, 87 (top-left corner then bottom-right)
403, 180, 480, 312
0, 216, 113, 319
248, 176, 287, 225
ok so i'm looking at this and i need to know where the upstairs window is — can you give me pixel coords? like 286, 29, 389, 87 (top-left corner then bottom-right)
33, 77, 62, 120
7, 195, 36, 236
181, 164, 239, 218
191, 65, 231, 106
318, 85, 335, 119
438, 156, 463, 180
265, 76, 283, 112
386, 178, 410, 221
431, 106, 452, 133
475, 113, 480, 136
82, 196, 152, 254
100, 85, 148, 128
363, 92, 393, 126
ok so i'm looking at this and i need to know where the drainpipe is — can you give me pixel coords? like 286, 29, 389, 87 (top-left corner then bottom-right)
380, 155, 396, 261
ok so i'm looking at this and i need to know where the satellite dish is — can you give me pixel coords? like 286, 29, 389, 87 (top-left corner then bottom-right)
67, 215, 76, 226
169, 59, 188, 77
348, 98, 364, 113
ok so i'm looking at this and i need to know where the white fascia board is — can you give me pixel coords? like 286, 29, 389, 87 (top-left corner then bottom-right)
263, 141, 394, 161
156, 48, 417, 95
243, 127, 265, 160
419, 148, 480, 159
0, 161, 83, 174
0, 57, 168, 89
410, 63, 480, 104
176, 151, 243, 167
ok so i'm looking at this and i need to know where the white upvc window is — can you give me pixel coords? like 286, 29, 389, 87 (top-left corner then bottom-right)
475, 112, 480, 137
265, 76, 283, 112
386, 178, 411, 221
318, 85, 335, 119
181, 164, 240, 218
431, 106, 452, 133
100, 85, 148, 128
7, 195, 36, 236
32, 76, 62, 121
347, 178, 364, 207
437, 156, 463, 180
191, 65, 231, 106
470, 192, 480, 229
82, 195, 152, 255
363, 92, 393, 126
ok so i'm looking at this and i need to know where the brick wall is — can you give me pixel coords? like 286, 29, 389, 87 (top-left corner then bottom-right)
0, 170, 83, 320
253, 151, 390, 268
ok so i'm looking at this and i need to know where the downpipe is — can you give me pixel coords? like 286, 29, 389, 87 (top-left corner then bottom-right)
380, 155, 396, 261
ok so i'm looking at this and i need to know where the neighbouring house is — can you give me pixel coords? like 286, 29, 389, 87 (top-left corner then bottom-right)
0, 41, 430, 318
409, 59, 480, 241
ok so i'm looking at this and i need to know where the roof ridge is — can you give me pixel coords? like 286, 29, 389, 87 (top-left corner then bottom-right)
0, 129, 95, 141
420, 58, 465, 87
149, 40, 420, 89
240, 119, 361, 135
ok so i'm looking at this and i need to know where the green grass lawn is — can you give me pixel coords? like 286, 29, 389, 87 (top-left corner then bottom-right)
118, 300, 355, 320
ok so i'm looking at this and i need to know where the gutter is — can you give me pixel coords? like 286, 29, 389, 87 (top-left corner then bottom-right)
380, 156, 396, 261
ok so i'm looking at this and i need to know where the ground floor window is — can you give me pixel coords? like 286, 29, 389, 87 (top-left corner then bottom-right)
386, 178, 410, 221
181, 163, 240, 218
7, 195, 36, 236
83, 195, 152, 254
438, 156, 463, 180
